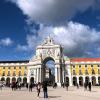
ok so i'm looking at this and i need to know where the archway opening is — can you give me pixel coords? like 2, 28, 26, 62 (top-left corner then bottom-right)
17, 77, 22, 83
42, 57, 55, 85
6, 77, 10, 86
12, 77, 16, 82
92, 76, 96, 86
79, 77, 83, 86
73, 77, 77, 86
30, 77, 34, 84
23, 77, 27, 84
1, 77, 5, 82
85, 76, 89, 84
98, 77, 100, 85
66, 77, 69, 85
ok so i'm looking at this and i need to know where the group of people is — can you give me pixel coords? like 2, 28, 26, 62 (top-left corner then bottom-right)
84, 82, 91, 91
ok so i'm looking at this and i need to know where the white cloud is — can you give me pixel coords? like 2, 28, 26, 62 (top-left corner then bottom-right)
16, 21, 100, 57
8, 0, 95, 24
0, 38, 13, 46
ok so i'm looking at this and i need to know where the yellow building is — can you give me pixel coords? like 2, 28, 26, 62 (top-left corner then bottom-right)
65, 58, 100, 86
0, 60, 29, 85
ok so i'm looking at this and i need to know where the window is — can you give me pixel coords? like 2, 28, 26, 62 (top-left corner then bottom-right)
19, 71, 21, 76
73, 65, 75, 68
8, 71, 10, 76
98, 65, 100, 67
91, 64, 93, 67
3, 67, 5, 69
19, 66, 21, 69
14, 66, 16, 69
73, 70, 76, 75
85, 70, 88, 75
98, 69, 100, 74
79, 65, 81, 68
24, 71, 27, 76
79, 70, 82, 75
8, 67, 10, 69
85, 65, 87, 67
2, 71, 5, 76
13, 71, 16, 76
92, 68, 95, 74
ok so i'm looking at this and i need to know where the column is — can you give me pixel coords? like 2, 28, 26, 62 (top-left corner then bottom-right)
36, 68, 39, 83
89, 76, 92, 82
96, 76, 99, 84
83, 76, 85, 83
77, 76, 79, 85
67, 64, 72, 86
39, 68, 41, 82
55, 67, 58, 83
27, 68, 30, 83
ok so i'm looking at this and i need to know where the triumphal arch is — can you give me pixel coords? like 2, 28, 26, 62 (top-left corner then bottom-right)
27, 36, 65, 86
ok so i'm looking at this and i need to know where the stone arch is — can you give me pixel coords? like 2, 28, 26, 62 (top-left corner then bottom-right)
17, 77, 22, 82
42, 57, 55, 83
12, 77, 16, 82
92, 76, 96, 86
23, 77, 27, 84
6, 77, 10, 85
73, 77, 77, 86
66, 77, 69, 85
30, 77, 34, 83
98, 77, 100, 85
79, 76, 83, 86
1, 77, 5, 82
85, 76, 89, 84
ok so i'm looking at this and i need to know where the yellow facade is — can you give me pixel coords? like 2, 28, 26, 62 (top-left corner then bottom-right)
71, 64, 99, 75
0, 66, 28, 77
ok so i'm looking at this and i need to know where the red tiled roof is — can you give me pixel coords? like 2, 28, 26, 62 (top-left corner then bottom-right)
70, 58, 100, 62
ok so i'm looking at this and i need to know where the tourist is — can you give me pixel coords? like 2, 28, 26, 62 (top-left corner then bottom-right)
42, 81, 48, 98
37, 82, 41, 97
76, 83, 79, 89
29, 82, 33, 92
65, 82, 69, 91
88, 82, 91, 92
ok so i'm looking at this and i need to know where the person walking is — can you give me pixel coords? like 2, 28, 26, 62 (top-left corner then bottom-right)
42, 81, 48, 98
29, 82, 32, 92
88, 82, 91, 92
65, 82, 69, 91
37, 82, 41, 97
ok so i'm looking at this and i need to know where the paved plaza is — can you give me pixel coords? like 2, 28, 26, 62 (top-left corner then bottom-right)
0, 86, 100, 100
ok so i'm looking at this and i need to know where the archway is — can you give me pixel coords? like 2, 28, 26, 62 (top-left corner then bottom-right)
98, 77, 100, 85
12, 77, 16, 82
66, 77, 69, 85
1, 77, 5, 82
17, 77, 22, 83
92, 76, 96, 86
23, 77, 27, 84
73, 77, 77, 86
79, 77, 83, 86
6, 77, 10, 85
42, 57, 55, 85
30, 77, 34, 83
85, 76, 89, 84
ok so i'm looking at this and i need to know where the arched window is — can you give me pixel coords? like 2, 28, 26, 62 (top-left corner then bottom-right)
73, 70, 76, 75
92, 68, 95, 75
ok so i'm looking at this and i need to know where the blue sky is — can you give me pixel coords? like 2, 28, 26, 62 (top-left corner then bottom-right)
0, 0, 100, 60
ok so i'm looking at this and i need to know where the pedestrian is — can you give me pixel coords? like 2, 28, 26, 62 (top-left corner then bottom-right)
76, 83, 79, 89
29, 83, 32, 92
88, 82, 91, 92
37, 82, 41, 97
42, 81, 48, 98
65, 82, 69, 91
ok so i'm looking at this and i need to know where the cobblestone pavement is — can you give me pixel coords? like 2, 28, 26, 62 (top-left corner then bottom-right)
0, 86, 100, 100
